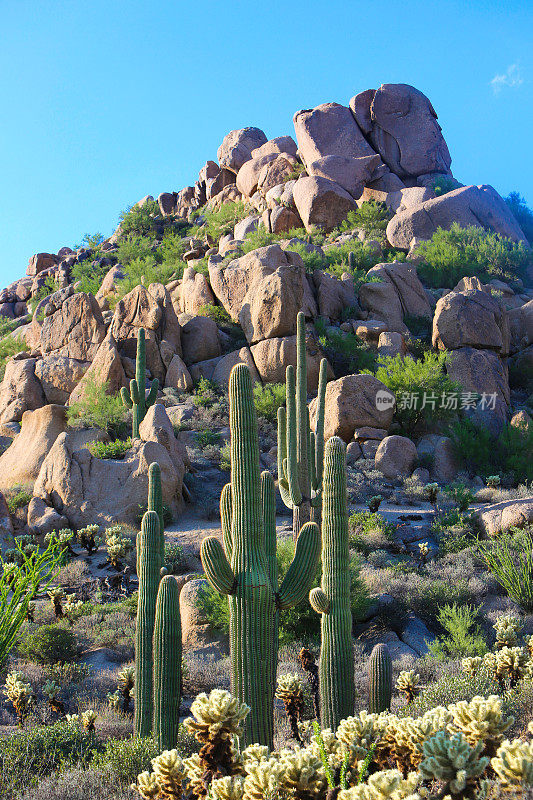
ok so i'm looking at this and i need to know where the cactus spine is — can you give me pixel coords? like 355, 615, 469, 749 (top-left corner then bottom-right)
134, 510, 161, 737
148, 462, 165, 561
309, 436, 354, 729
153, 575, 182, 751
368, 643, 392, 713
201, 364, 320, 748
121, 327, 158, 438
278, 312, 327, 539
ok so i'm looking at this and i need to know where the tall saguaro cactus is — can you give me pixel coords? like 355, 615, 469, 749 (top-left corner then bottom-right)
121, 327, 158, 438
153, 574, 182, 751
148, 462, 165, 562
200, 364, 320, 748
309, 436, 354, 729
134, 510, 161, 737
368, 643, 392, 714
278, 312, 327, 539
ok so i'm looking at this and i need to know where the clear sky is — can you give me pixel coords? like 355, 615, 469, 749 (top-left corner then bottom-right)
1, 0, 531, 287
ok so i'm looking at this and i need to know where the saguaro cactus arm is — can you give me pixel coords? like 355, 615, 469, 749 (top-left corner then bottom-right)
220, 482, 233, 559
277, 521, 320, 610
309, 587, 330, 614
201, 538, 236, 595
120, 386, 133, 408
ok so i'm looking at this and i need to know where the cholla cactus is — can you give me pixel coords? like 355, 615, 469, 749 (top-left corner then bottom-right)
107, 689, 122, 710
276, 746, 328, 798
462, 657, 483, 676
151, 749, 187, 798
133, 771, 160, 799
525, 635, 533, 659
367, 495, 383, 514
336, 711, 384, 760
418, 542, 429, 565
66, 713, 80, 725
81, 709, 97, 731
491, 737, 533, 787
243, 759, 284, 800
493, 646, 529, 688
105, 527, 133, 569
47, 587, 65, 618
493, 614, 523, 649
396, 670, 420, 704
45, 528, 75, 560
77, 524, 101, 555
209, 775, 245, 800
486, 475, 501, 488
425, 482, 440, 505
337, 769, 420, 799
276, 674, 304, 743
118, 665, 135, 712
26, 600, 35, 623
64, 596, 83, 625
42, 679, 60, 701
3, 671, 33, 726
448, 695, 513, 755
241, 744, 269, 767
182, 753, 204, 797
419, 731, 488, 795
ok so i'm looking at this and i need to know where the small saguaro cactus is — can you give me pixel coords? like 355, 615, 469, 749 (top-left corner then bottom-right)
278, 311, 327, 539
368, 643, 392, 714
121, 328, 159, 438
200, 363, 320, 748
148, 462, 165, 561
153, 574, 182, 752
309, 436, 355, 730
134, 510, 161, 738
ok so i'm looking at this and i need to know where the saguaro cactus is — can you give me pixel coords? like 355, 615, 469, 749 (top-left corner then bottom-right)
368, 643, 392, 713
200, 363, 320, 748
153, 574, 182, 751
121, 327, 158, 438
148, 462, 165, 561
309, 436, 354, 729
134, 510, 161, 737
278, 312, 327, 539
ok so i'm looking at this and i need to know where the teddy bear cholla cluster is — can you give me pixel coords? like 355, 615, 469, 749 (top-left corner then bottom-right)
463, 614, 533, 690
132, 688, 533, 800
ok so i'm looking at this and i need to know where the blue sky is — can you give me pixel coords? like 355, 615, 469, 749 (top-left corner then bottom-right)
1, 0, 531, 287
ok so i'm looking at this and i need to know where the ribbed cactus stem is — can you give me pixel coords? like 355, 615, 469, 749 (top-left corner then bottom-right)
368, 643, 392, 714
134, 510, 161, 737
309, 436, 354, 729
120, 328, 159, 438
200, 364, 320, 748
278, 312, 328, 539
153, 575, 182, 751
148, 462, 164, 561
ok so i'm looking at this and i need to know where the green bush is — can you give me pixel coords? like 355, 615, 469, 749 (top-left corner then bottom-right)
198, 303, 232, 325
28, 277, 60, 315
71, 257, 110, 296
192, 376, 218, 408
450, 418, 533, 483
87, 438, 132, 460
0, 335, 29, 380
92, 736, 159, 783
428, 176, 458, 197
253, 382, 286, 421
196, 429, 221, 449
428, 602, 487, 660
443, 482, 474, 512
6, 486, 32, 514
477, 527, 533, 611
67, 375, 127, 438
191, 201, 250, 241
348, 510, 395, 539
367, 352, 460, 436
333, 201, 392, 241
75, 232, 105, 250
432, 509, 476, 554
449, 418, 493, 476
0, 721, 99, 797
505, 191, 533, 245
163, 542, 185, 574
416, 223, 531, 288
118, 199, 161, 237
316, 323, 376, 376
18, 624, 77, 664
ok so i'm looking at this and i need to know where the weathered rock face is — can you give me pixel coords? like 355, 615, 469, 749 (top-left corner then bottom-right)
293, 102, 378, 166
38, 291, 106, 361
0, 405, 67, 489
387, 185, 527, 248
0, 355, 46, 424
236, 153, 278, 198
432, 281, 509, 353
378, 331, 407, 358
250, 330, 332, 391
475, 498, 533, 537
176, 267, 216, 316
508, 300, 533, 353
307, 154, 384, 199
313, 270, 357, 319
26, 253, 58, 277
164, 354, 192, 391
446, 347, 510, 433
350, 84, 452, 178
251, 136, 298, 160
33, 433, 183, 528
375, 435, 417, 478
217, 127, 268, 174
35, 356, 90, 404
359, 280, 406, 332
180, 314, 221, 365
292, 176, 357, 233
27, 497, 69, 538
180, 578, 229, 656
138, 403, 189, 473
95, 266, 125, 306
366, 261, 432, 319
209, 245, 308, 343
69, 333, 127, 405
309, 374, 395, 441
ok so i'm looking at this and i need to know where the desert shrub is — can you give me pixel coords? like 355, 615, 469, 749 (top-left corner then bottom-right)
117, 254, 175, 299
92, 735, 159, 783
196, 429, 221, 449
192, 376, 219, 408
219, 441, 231, 471
0, 335, 29, 380
409, 666, 500, 717
498, 421, 533, 484
432, 509, 476, 554
253, 382, 286, 421
87, 438, 132, 460
449, 418, 493, 476
333, 201, 392, 240
349, 510, 395, 539
16, 767, 130, 800
282, 240, 325, 272
163, 542, 185, 574
118, 199, 160, 237
316, 323, 376, 375
428, 602, 488, 660
159, 229, 188, 276
416, 222, 531, 288
505, 191, 533, 245
198, 303, 232, 324
323, 240, 393, 282
18, 624, 77, 664
192, 200, 249, 241
450, 418, 533, 483
6, 486, 32, 514
367, 351, 460, 436
71, 259, 111, 296
0, 721, 100, 797
67, 375, 127, 438
477, 527, 533, 611
428, 176, 458, 197
28, 276, 61, 315
76, 232, 105, 250
443, 481, 474, 512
